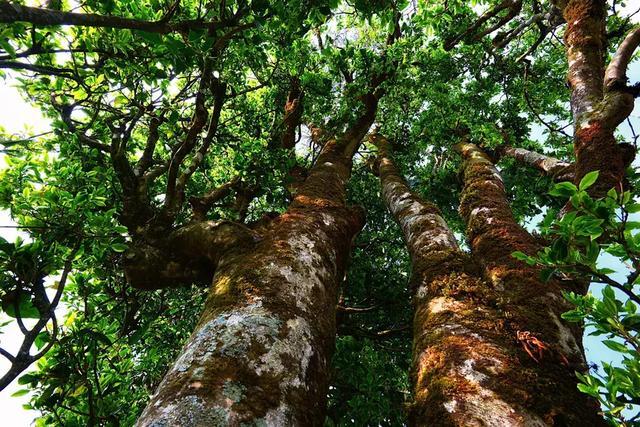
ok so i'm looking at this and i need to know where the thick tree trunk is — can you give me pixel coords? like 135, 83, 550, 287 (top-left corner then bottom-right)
375, 135, 562, 426
456, 142, 605, 426
562, 0, 636, 197
135, 97, 378, 426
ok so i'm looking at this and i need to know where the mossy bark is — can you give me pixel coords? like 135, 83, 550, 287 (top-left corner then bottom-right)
376, 136, 575, 426
456, 142, 605, 426
135, 101, 377, 426
562, 0, 635, 197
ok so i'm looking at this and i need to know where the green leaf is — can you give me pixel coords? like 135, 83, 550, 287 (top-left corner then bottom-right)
577, 383, 599, 398
561, 310, 584, 322
549, 181, 578, 197
579, 171, 599, 191
18, 373, 38, 385
11, 389, 29, 397
1, 291, 40, 319
602, 340, 629, 353
602, 285, 616, 302
605, 243, 627, 258
511, 251, 528, 261
111, 243, 128, 253
0, 38, 16, 59
34, 331, 49, 350
626, 203, 640, 213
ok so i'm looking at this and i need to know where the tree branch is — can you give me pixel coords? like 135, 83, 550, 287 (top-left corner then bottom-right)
444, 0, 522, 50
134, 116, 163, 176
0, 60, 76, 78
162, 63, 212, 219
500, 146, 574, 181
605, 26, 640, 88
124, 220, 260, 290
189, 176, 240, 221
0, 1, 230, 34
175, 81, 226, 200
0, 247, 76, 391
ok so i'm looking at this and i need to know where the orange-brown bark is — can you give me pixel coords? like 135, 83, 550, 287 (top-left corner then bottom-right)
135, 94, 379, 426
562, 0, 637, 197
456, 142, 605, 426
376, 135, 561, 426
280, 78, 304, 151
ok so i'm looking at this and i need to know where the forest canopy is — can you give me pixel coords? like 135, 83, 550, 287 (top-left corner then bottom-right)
0, 0, 639, 425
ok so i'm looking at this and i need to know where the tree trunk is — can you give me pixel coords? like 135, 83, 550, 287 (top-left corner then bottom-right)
135, 98, 378, 426
456, 141, 605, 426
562, 0, 636, 197
376, 134, 595, 425
375, 135, 547, 425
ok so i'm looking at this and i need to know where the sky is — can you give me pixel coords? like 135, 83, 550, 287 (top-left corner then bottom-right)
0, 3, 639, 426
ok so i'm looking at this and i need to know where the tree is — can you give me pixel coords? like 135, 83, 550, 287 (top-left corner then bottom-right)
375, 133, 603, 425
0, 0, 639, 425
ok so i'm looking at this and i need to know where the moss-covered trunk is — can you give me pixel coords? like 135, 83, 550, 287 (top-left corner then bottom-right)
456, 142, 605, 426
376, 135, 576, 425
562, 0, 635, 197
135, 92, 378, 425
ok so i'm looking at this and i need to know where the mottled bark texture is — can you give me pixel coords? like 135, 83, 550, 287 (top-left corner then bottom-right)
562, 0, 638, 197
135, 97, 378, 426
456, 142, 605, 426
499, 146, 574, 182
375, 135, 561, 426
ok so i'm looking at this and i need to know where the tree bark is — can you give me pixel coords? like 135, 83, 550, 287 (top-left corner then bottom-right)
280, 78, 304, 151
135, 97, 378, 426
375, 135, 561, 425
562, 0, 637, 197
500, 146, 574, 182
456, 141, 605, 426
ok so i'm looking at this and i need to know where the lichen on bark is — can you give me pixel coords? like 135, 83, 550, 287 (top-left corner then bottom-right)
561, 0, 637, 197
455, 141, 605, 426
136, 92, 377, 426
375, 134, 560, 426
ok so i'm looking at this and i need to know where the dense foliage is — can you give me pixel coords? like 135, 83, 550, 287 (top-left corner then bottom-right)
0, 0, 638, 425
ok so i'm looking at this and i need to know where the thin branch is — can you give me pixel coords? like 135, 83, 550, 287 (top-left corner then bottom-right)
134, 116, 163, 176
0, 247, 76, 391
493, 11, 546, 49
337, 305, 377, 313
175, 81, 226, 197
523, 65, 572, 138
0, 348, 15, 363
189, 176, 240, 221
444, 0, 521, 50
162, 61, 213, 218
0, 60, 76, 78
